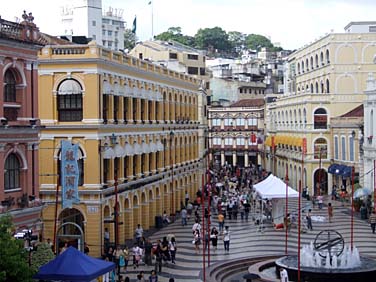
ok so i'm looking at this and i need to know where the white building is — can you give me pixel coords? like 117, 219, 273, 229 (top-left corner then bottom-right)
345, 21, 376, 33
363, 72, 376, 189
60, 0, 125, 51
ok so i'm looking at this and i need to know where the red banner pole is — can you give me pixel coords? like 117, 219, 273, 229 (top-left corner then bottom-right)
374, 160, 376, 213
202, 173, 206, 282
285, 165, 289, 255
298, 139, 305, 282
350, 166, 355, 250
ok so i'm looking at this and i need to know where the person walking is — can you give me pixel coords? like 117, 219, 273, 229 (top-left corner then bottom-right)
218, 212, 225, 232
306, 209, 313, 231
154, 244, 163, 274
134, 224, 144, 246
317, 195, 323, 210
144, 238, 153, 266
169, 237, 177, 264
193, 229, 201, 254
148, 270, 158, 282
279, 267, 289, 282
113, 245, 125, 275
185, 191, 190, 207
210, 226, 219, 250
328, 202, 333, 223
222, 226, 230, 252
369, 211, 376, 234
181, 206, 187, 226
132, 243, 143, 269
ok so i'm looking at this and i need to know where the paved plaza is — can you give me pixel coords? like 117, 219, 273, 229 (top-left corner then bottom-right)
118, 197, 376, 282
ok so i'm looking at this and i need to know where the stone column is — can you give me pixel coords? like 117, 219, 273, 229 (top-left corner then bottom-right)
141, 203, 150, 230
123, 209, 133, 240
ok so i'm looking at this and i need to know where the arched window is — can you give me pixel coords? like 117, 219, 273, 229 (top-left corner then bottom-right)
326, 49, 330, 63
315, 54, 319, 67
310, 83, 314, 93
320, 52, 324, 65
314, 108, 327, 129
310, 56, 314, 70
302, 61, 305, 72
306, 84, 309, 93
4, 69, 16, 102
297, 63, 301, 74
306, 58, 309, 71
303, 108, 307, 124
4, 153, 21, 190
314, 138, 327, 159
326, 79, 330, 94
57, 79, 83, 121
320, 81, 324, 93
298, 109, 302, 123
315, 82, 319, 93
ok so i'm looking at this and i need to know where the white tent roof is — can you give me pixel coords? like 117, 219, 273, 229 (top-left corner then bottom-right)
254, 174, 299, 199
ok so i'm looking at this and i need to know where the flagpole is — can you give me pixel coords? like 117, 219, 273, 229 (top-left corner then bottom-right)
151, 1, 154, 39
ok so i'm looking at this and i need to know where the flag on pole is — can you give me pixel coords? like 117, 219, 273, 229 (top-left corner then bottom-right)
131, 16, 137, 34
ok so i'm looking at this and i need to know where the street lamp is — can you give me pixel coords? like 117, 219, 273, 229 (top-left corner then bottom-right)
170, 131, 175, 216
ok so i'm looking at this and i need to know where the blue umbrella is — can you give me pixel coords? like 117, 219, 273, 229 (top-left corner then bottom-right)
353, 187, 372, 199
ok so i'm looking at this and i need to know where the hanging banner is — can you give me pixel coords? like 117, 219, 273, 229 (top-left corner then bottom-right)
60, 140, 80, 209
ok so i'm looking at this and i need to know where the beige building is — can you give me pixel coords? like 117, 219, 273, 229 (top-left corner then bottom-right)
38, 42, 203, 257
265, 22, 376, 196
329, 105, 363, 191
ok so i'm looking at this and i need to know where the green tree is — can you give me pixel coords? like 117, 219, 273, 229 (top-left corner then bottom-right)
228, 31, 246, 54
154, 27, 195, 46
30, 243, 55, 274
194, 27, 231, 53
245, 33, 274, 51
0, 214, 33, 282
123, 28, 137, 51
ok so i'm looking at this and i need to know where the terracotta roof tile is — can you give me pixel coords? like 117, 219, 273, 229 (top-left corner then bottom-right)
230, 99, 265, 107
340, 104, 363, 118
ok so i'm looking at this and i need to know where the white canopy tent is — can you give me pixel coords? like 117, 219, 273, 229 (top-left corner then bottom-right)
253, 174, 299, 226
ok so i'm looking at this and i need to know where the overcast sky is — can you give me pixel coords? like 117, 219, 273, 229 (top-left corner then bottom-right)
2, 0, 375, 50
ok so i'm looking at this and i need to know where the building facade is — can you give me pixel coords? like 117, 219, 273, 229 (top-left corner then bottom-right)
265, 23, 376, 195
363, 73, 376, 190
38, 42, 203, 256
0, 15, 44, 234
329, 105, 363, 191
208, 99, 264, 168
60, 0, 126, 51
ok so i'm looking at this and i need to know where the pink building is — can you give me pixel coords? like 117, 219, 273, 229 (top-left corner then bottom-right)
0, 13, 44, 235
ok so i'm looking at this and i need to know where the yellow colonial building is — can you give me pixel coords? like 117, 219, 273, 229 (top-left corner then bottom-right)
264, 22, 376, 197
38, 41, 205, 256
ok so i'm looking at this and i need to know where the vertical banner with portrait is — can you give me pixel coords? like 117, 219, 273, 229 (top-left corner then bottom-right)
60, 140, 80, 209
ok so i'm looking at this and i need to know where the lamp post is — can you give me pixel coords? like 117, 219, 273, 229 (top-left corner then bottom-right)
170, 131, 175, 216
